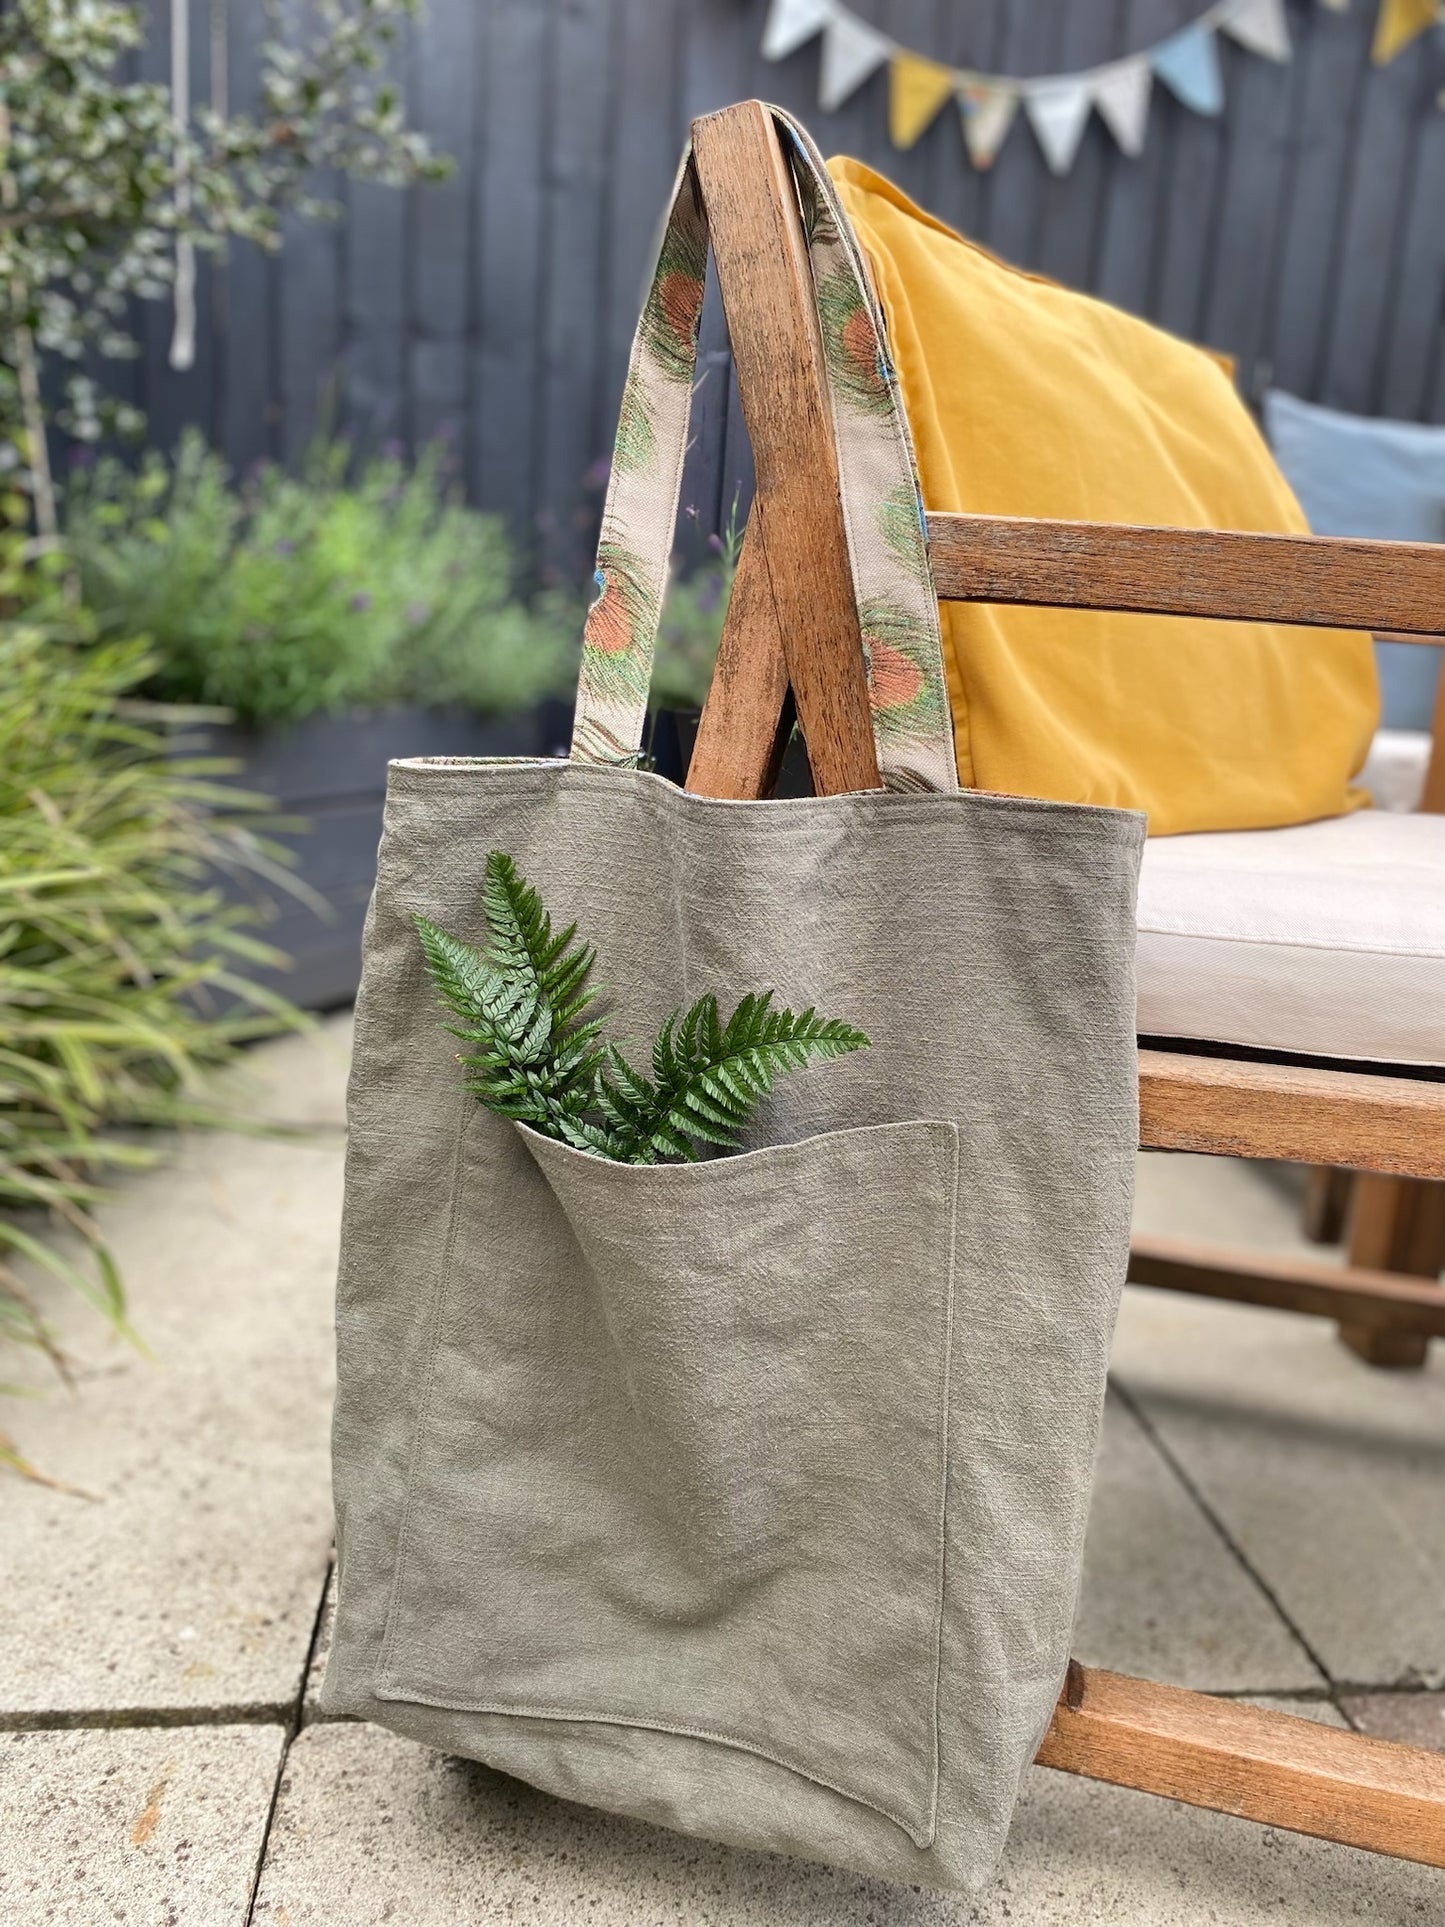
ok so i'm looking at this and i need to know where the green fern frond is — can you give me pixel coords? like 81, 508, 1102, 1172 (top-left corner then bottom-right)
418, 852, 870, 1165
415, 851, 609, 1140
597, 990, 870, 1165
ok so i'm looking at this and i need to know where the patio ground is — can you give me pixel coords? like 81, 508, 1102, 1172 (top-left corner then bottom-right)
2, 1015, 1442, 1925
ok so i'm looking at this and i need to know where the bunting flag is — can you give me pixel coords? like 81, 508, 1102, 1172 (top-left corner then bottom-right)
889, 52, 956, 148
1026, 80, 1095, 176
1371, 0, 1441, 62
1153, 21, 1226, 113
1092, 59, 1154, 156
761, 0, 1441, 179
817, 9, 890, 110
958, 83, 1019, 170
1220, 0, 1292, 60
761, 0, 834, 62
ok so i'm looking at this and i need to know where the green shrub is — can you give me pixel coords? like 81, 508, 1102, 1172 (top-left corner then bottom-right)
65, 432, 578, 726
649, 500, 742, 713
0, 558, 304, 1465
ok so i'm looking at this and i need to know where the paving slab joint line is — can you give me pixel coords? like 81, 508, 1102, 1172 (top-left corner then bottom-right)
1328, 1675, 1445, 1700
1204, 1687, 1340, 1705
244, 1557, 335, 1926
0, 1702, 295, 1733
1108, 1374, 1342, 1700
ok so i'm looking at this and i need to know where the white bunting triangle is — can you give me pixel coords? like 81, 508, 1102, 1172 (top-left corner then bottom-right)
1221, 0, 1292, 63
1025, 79, 1094, 176
761, 0, 835, 64
1091, 57, 1153, 157
957, 83, 1019, 169
818, 10, 893, 111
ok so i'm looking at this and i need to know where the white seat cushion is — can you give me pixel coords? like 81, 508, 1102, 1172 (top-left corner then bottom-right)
1136, 809, 1445, 1066
1360, 728, 1432, 814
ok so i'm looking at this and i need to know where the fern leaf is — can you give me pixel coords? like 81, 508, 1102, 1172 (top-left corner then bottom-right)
414, 916, 494, 1026
415, 855, 608, 1141
598, 988, 870, 1164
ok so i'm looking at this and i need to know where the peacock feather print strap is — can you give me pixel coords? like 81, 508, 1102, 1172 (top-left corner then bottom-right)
569, 106, 958, 797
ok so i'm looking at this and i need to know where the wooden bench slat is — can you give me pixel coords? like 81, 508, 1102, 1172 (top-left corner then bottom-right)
1038, 1664, 1445, 1867
928, 514, 1445, 636
1139, 1049, 1445, 1178
1128, 1234, 1445, 1335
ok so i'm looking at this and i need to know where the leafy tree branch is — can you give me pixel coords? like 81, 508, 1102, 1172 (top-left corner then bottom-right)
0, 0, 448, 522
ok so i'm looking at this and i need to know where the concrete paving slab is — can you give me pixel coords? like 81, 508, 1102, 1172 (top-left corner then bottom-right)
1341, 1692, 1445, 1753
1111, 1284, 1445, 1691
250, 1719, 1445, 1926
1072, 1393, 1322, 1691
0, 1033, 343, 1717
236, 1008, 353, 1131
0, 1723, 284, 1927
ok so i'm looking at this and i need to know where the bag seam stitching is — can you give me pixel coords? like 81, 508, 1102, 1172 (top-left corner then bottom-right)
374, 1099, 473, 1685
922, 1121, 961, 1850
363, 1690, 936, 1848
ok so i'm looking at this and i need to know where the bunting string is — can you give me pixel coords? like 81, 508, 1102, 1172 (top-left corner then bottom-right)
761, 0, 1443, 177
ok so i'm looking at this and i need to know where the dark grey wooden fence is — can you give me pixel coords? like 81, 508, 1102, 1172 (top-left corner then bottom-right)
134, 0, 1445, 580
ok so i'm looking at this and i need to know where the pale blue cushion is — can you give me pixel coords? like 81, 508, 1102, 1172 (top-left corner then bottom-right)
1263, 390, 1444, 729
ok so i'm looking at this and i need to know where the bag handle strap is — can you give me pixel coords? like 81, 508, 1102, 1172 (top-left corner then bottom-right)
568, 105, 958, 796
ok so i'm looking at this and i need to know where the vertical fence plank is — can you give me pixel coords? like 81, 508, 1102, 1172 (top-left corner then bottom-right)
1197, 15, 1302, 396
473, 0, 550, 530
276, 194, 343, 463
537, 0, 616, 580
1378, 87, 1445, 422
342, 174, 410, 457
982, 0, 1068, 268
1260, 0, 1369, 405
1152, 32, 1229, 344
1320, 29, 1429, 414
1092, 0, 1196, 316
217, 0, 277, 472
917, 0, 1005, 240
408, 0, 477, 464
1035, 0, 1131, 292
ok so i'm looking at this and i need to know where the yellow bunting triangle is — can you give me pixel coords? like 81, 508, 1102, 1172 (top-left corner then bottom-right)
1372, 0, 1439, 63
889, 53, 957, 148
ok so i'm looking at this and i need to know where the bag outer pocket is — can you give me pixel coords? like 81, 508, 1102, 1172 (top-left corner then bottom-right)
375, 1114, 960, 1850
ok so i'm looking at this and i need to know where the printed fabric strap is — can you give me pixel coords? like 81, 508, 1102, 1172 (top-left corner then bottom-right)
569, 105, 959, 797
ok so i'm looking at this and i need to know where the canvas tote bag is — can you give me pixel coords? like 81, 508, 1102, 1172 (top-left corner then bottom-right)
322, 107, 1145, 1896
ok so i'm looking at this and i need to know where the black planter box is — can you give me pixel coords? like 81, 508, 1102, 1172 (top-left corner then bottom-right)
194, 704, 570, 1012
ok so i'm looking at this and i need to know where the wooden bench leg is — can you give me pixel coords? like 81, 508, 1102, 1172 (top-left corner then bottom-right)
1340, 1174, 1445, 1367
1302, 1165, 1352, 1245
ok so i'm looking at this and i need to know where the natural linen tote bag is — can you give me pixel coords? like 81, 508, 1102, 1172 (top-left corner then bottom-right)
322, 108, 1145, 1896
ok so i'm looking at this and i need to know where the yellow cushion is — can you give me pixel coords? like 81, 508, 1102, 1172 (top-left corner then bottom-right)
827, 157, 1378, 835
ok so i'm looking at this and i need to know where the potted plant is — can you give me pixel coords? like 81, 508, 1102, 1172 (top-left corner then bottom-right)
65, 433, 579, 1007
